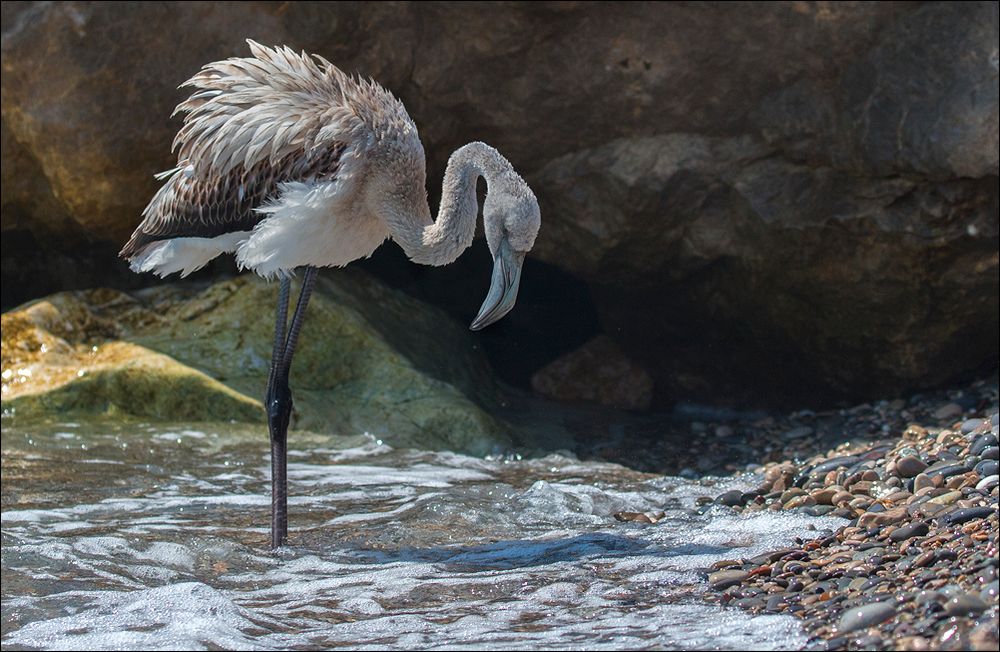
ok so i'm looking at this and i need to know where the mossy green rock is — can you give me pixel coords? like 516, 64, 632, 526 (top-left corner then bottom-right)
1, 271, 510, 454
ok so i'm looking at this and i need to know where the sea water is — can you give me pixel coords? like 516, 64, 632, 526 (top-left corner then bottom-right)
1, 421, 842, 650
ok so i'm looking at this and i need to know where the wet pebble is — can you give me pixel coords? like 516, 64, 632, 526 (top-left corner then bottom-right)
944, 593, 987, 617
708, 569, 748, 590
896, 455, 928, 478
890, 521, 929, 541
837, 600, 896, 633
715, 489, 744, 507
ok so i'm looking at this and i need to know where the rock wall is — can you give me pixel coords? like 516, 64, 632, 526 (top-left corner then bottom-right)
2, 1, 997, 409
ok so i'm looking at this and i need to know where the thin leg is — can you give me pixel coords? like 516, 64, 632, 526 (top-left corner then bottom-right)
266, 277, 292, 549
265, 269, 319, 549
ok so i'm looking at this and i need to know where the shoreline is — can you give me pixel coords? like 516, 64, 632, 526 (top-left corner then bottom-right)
692, 378, 999, 650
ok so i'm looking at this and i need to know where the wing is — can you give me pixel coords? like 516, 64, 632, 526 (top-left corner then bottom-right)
121, 41, 372, 260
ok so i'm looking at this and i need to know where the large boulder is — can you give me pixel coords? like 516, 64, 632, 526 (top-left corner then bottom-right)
1, 270, 510, 454
2, 1, 997, 408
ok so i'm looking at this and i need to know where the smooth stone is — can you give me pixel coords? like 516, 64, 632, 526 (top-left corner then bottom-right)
981, 446, 999, 460
837, 601, 896, 634
960, 418, 984, 434
969, 433, 998, 456
941, 506, 995, 525
912, 473, 934, 492
809, 456, 860, 476
896, 455, 928, 478
973, 459, 998, 478
974, 475, 998, 492
980, 581, 999, 601
890, 521, 930, 541
927, 491, 962, 505
716, 489, 744, 507
782, 426, 813, 440
709, 569, 749, 590
933, 403, 963, 420
925, 464, 966, 479
805, 505, 836, 516
944, 593, 988, 616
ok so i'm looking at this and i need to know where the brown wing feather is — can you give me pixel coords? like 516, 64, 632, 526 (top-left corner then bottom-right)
120, 40, 371, 260
119, 144, 344, 259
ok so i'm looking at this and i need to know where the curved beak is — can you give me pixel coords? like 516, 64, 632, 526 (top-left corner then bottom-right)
470, 239, 525, 331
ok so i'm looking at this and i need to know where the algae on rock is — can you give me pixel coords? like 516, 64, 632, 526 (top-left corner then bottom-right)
1, 271, 511, 455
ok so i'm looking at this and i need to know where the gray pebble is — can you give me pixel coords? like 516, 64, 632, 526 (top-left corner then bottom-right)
934, 403, 963, 420
890, 521, 929, 541
782, 426, 813, 440
961, 418, 985, 434
980, 580, 999, 601
981, 446, 999, 460
716, 489, 744, 507
837, 601, 896, 634
944, 593, 988, 616
970, 433, 998, 456
974, 459, 998, 478
975, 474, 998, 492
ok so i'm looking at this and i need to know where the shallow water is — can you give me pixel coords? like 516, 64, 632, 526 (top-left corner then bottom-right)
1, 421, 843, 650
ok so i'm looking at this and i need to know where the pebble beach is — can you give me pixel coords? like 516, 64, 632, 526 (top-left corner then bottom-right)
699, 379, 999, 650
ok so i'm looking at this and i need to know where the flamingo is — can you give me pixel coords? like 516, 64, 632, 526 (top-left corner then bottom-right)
120, 41, 541, 548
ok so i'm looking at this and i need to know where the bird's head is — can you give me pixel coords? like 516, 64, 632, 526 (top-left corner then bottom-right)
470, 172, 541, 331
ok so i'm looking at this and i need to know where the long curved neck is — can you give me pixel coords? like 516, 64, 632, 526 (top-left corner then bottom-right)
379, 142, 512, 266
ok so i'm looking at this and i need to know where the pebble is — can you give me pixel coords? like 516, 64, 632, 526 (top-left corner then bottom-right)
940, 506, 994, 525
837, 601, 896, 634
960, 418, 984, 434
974, 459, 998, 477
969, 433, 998, 456
981, 446, 999, 460
715, 489, 744, 507
944, 593, 988, 616
912, 473, 934, 492
889, 521, 929, 541
708, 570, 748, 590
933, 403, 963, 420
896, 455, 927, 478
975, 475, 998, 492
782, 426, 813, 440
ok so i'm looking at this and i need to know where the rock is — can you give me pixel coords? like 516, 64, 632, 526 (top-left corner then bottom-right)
782, 426, 814, 440
944, 593, 988, 617
913, 473, 934, 492
981, 446, 1000, 461
975, 475, 998, 492
889, 521, 930, 541
708, 569, 749, 591
934, 403, 964, 421
1, 272, 511, 454
837, 600, 896, 634
896, 455, 928, 478
941, 507, 994, 526
715, 489, 745, 507
961, 418, 985, 434
973, 460, 998, 478
530, 335, 653, 410
3, 2, 997, 408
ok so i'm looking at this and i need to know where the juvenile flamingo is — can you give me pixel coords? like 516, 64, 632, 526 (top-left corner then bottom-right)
121, 41, 541, 548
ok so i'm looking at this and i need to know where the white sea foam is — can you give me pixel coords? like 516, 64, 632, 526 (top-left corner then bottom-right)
2, 424, 843, 650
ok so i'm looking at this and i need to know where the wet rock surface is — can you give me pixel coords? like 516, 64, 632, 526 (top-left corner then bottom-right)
2, 2, 997, 407
1, 271, 510, 454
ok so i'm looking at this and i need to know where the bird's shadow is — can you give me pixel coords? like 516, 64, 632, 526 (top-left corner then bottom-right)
330, 533, 730, 572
